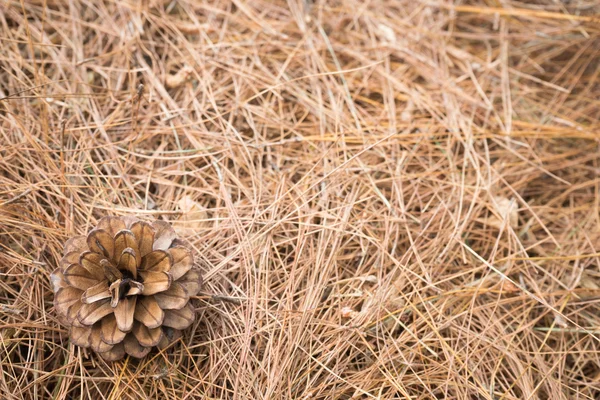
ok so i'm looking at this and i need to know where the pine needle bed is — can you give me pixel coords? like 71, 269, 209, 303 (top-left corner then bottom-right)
0, 1, 599, 398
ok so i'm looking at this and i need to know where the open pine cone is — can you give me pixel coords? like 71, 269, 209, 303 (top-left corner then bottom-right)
50, 216, 202, 361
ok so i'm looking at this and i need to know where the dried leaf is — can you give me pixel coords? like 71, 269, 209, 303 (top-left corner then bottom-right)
479, 197, 518, 229
176, 196, 208, 235
165, 66, 194, 89
341, 306, 359, 319
579, 272, 600, 290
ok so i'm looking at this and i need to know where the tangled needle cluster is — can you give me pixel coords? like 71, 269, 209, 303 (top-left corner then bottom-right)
50, 216, 202, 361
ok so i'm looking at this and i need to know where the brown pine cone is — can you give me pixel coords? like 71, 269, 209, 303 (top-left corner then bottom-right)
50, 216, 203, 361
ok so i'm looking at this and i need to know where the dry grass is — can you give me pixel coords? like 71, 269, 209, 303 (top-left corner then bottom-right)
1, 0, 599, 398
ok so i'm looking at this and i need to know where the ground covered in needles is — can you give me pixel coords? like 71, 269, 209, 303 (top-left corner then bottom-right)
0, 1, 599, 399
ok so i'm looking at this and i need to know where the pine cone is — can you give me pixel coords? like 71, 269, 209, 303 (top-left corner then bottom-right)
50, 216, 203, 361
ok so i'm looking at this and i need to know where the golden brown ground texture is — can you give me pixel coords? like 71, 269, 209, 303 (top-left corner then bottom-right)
1, 1, 599, 399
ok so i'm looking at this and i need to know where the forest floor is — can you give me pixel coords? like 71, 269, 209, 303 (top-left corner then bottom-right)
0, 1, 599, 399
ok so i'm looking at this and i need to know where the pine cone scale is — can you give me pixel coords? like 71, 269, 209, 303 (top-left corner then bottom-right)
132, 322, 163, 347
168, 247, 193, 280
162, 303, 195, 330
90, 324, 113, 353
71, 326, 92, 347
78, 299, 113, 325
101, 315, 127, 344
154, 282, 189, 310
140, 250, 172, 272
114, 296, 136, 331
138, 270, 172, 295
64, 236, 86, 254
101, 343, 125, 361
81, 280, 110, 304
63, 263, 101, 290
130, 221, 155, 256
124, 334, 151, 358
87, 229, 115, 259
134, 295, 164, 328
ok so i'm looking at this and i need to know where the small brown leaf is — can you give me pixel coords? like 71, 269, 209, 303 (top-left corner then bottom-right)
165, 66, 194, 89
176, 196, 208, 235
579, 271, 600, 290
